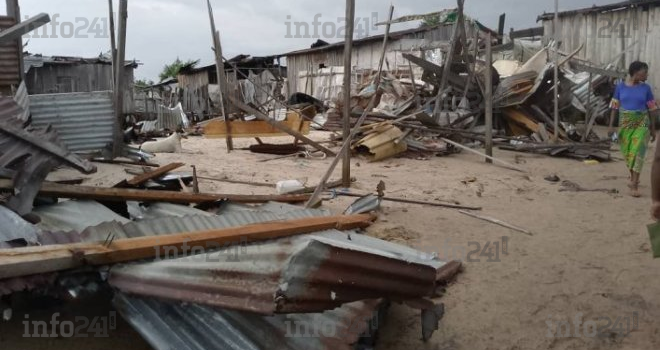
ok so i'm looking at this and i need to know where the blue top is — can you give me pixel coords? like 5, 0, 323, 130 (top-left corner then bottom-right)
611, 82, 656, 111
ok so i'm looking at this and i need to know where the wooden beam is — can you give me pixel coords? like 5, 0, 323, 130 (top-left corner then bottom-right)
112, 0, 128, 158
485, 33, 493, 163
440, 138, 527, 173
0, 13, 49, 44
0, 214, 376, 280
0, 179, 311, 204
509, 26, 544, 40
226, 96, 336, 156
127, 162, 185, 186
342, 0, 356, 188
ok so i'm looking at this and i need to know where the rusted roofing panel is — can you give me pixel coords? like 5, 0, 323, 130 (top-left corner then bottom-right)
107, 211, 451, 314
114, 293, 385, 350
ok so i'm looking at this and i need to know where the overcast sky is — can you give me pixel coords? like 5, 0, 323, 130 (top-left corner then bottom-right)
12, 0, 613, 81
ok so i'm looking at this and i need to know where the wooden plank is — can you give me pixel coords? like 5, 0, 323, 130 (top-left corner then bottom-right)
0, 13, 49, 44
509, 26, 544, 40
204, 112, 311, 138
440, 138, 527, 173
127, 162, 185, 186
0, 179, 311, 204
0, 214, 375, 280
502, 108, 539, 133
459, 210, 533, 236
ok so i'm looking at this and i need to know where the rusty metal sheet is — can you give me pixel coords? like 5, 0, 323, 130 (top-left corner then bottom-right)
114, 293, 385, 350
107, 211, 451, 315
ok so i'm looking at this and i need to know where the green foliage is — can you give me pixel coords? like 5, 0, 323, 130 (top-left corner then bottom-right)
159, 58, 200, 82
134, 79, 155, 88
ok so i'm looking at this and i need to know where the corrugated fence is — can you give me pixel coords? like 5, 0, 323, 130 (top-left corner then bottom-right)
29, 91, 115, 153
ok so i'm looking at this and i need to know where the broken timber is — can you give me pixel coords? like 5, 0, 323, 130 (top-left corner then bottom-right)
0, 179, 311, 204
126, 162, 185, 186
0, 13, 50, 44
226, 96, 336, 156
0, 214, 376, 280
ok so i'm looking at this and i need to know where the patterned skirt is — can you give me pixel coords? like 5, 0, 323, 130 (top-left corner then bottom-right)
619, 110, 650, 173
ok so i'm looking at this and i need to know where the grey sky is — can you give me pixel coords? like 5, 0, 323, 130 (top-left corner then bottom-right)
14, 0, 613, 81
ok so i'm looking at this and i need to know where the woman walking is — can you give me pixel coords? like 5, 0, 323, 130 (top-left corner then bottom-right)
609, 61, 657, 197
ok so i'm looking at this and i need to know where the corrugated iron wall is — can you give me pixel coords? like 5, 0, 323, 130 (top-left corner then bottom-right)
29, 91, 115, 153
0, 16, 21, 95
542, 5, 660, 95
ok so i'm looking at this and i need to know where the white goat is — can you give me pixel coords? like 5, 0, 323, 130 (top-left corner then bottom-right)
140, 132, 184, 153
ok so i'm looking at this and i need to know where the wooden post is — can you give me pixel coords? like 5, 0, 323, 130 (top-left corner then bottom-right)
108, 0, 117, 90
6, 0, 23, 81
433, 0, 464, 124
485, 33, 493, 162
552, 0, 559, 141
305, 5, 395, 208
207, 0, 232, 152
342, 0, 356, 188
112, 0, 127, 158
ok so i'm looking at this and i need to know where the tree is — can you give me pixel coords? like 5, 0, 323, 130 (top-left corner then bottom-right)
419, 15, 442, 28
135, 79, 155, 88
159, 58, 200, 82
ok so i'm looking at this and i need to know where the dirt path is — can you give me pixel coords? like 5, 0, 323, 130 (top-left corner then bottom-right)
4, 131, 660, 350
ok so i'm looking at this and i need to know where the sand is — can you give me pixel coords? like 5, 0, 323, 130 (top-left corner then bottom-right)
3, 130, 660, 350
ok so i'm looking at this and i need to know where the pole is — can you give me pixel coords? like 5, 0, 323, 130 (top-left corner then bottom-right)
553, 0, 559, 140
112, 0, 127, 158
342, 0, 356, 188
485, 33, 493, 162
305, 5, 395, 208
206, 0, 232, 152
108, 0, 117, 90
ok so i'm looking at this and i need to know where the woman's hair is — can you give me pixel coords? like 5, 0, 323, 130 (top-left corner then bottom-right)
629, 61, 649, 77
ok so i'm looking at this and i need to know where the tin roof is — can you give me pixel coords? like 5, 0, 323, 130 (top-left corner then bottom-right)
537, 0, 660, 21
114, 293, 385, 350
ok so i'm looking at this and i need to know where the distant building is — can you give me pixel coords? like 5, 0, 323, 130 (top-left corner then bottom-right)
175, 55, 286, 117
538, 0, 660, 93
23, 53, 138, 113
280, 10, 498, 99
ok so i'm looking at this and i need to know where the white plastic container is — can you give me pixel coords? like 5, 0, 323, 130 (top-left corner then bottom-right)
276, 180, 305, 194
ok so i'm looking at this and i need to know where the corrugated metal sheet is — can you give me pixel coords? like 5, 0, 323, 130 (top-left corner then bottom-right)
114, 293, 384, 350
13, 81, 30, 122
0, 16, 21, 93
34, 200, 130, 232
29, 91, 115, 152
541, 3, 660, 96
107, 211, 451, 315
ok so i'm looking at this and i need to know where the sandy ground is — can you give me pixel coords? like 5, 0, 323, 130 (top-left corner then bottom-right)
3, 130, 660, 350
